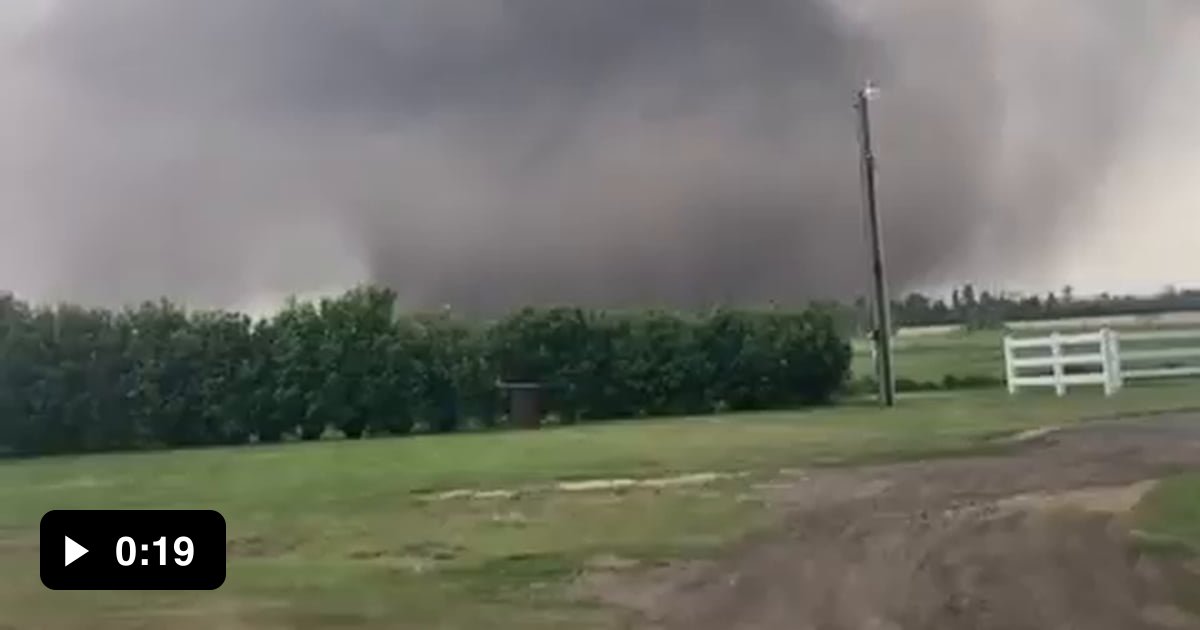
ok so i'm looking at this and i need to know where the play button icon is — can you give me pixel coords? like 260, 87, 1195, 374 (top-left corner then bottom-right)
41, 509, 227, 590
64, 536, 88, 567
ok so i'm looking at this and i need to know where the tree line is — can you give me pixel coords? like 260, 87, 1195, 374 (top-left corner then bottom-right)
848, 285, 1200, 331
0, 288, 850, 456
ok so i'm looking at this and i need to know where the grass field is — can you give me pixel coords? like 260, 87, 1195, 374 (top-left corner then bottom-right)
4, 384, 1200, 629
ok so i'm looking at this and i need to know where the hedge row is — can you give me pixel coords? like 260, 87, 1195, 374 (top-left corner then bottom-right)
0, 288, 850, 455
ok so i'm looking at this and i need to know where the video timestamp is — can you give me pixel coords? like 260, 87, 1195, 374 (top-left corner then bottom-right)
115, 534, 195, 567
40, 510, 226, 591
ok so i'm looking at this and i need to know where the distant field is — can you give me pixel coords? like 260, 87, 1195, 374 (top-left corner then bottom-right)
5, 386, 1200, 629
851, 328, 1005, 385
1008, 310, 1200, 331
852, 314, 1200, 386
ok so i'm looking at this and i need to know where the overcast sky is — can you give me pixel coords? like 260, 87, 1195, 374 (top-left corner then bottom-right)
0, 0, 1196, 313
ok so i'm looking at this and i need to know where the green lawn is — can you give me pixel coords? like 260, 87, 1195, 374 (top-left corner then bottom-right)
1138, 476, 1200, 552
1134, 474, 1200, 612
4, 384, 1200, 629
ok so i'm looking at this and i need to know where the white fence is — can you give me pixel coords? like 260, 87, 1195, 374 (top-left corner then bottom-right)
1004, 328, 1200, 396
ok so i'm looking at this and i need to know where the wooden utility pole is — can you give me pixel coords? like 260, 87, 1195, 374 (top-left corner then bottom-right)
855, 81, 896, 407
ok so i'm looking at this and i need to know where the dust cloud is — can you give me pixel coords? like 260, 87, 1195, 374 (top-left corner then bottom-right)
0, 0, 1195, 312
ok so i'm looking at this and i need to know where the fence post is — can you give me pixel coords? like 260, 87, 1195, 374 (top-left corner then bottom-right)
1102, 327, 1123, 396
1003, 335, 1017, 395
1050, 332, 1066, 396
1101, 328, 1115, 397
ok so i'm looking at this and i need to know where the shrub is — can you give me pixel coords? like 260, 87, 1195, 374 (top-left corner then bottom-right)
895, 378, 941, 393
696, 309, 850, 411
409, 313, 492, 433
606, 311, 709, 417
941, 374, 1003, 390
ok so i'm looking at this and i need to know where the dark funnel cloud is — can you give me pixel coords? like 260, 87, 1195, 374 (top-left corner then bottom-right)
0, 0, 1193, 312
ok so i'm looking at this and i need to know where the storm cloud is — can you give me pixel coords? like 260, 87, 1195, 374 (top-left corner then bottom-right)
0, 0, 1196, 312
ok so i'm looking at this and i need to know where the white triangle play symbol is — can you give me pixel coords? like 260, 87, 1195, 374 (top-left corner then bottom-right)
64, 536, 88, 567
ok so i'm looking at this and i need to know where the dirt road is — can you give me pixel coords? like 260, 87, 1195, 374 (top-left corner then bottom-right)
597, 413, 1200, 629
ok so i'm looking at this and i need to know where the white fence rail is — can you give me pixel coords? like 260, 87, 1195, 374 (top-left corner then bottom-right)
1004, 328, 1200, 396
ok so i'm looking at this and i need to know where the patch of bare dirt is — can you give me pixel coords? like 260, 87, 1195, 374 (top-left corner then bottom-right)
588, 414, 1200, 630
346, 542, 465, 574
996, 480, 1159, 515
426, 472, 747, 502
226, 535, 299, 558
